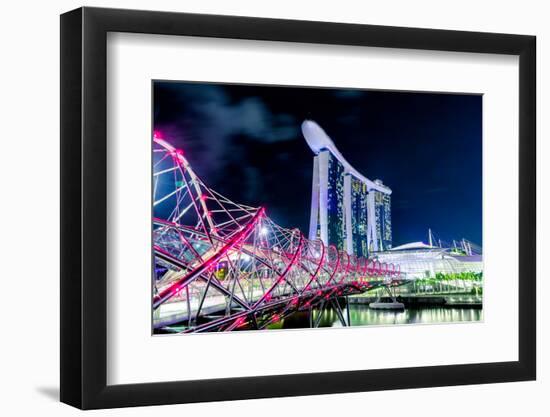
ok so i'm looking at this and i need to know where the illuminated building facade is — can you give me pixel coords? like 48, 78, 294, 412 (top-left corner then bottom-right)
303, 120, 392, 256
349, 176, 369, 257
372, 179, 392, 251
374, 242, 482, 279
325, 150, 346, 251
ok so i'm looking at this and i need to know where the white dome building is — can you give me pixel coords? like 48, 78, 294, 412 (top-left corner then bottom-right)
374, 241, 483, 280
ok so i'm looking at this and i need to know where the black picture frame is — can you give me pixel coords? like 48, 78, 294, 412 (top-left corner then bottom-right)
60, 6, 536, 410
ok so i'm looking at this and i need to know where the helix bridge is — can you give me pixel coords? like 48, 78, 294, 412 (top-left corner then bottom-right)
153, 136, 407, 333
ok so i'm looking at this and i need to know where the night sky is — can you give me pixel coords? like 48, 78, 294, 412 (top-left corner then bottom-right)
153, 81, 482, 247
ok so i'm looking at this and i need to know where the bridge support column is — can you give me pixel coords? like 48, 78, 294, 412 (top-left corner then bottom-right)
313, 301, 326, 328
331, 298, 349, 327
345, 295, 351, 326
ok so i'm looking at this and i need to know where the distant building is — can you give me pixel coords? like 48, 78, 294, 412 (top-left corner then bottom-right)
302, 120, 392, 257
349, 176, 369, 257
374, 241, 483, 279
324, 149, 346, 252
372, 179, 392, 251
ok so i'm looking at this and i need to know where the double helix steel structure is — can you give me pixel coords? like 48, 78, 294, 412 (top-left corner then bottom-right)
153, 136, 406, 333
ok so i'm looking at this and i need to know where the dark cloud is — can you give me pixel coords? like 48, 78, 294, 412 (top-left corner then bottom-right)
154, 83, 300, 185
158, 84, 298, 142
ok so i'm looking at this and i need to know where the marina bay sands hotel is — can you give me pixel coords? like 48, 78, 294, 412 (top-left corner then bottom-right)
302, 120, 392, 257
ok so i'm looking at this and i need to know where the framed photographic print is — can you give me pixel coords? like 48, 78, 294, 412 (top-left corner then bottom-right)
60, 6, 536, 409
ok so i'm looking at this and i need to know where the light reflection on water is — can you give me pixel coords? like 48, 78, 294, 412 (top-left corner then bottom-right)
269, 305, 483, 330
